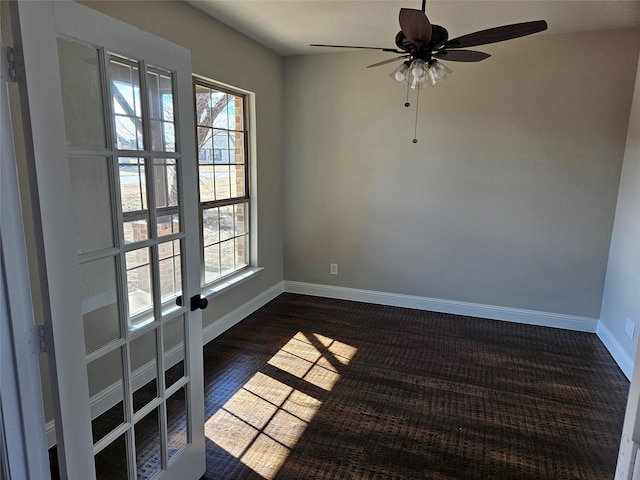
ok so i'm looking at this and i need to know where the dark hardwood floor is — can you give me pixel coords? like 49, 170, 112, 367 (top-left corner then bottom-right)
202, 293, 629, 479
48, 292, 629, 479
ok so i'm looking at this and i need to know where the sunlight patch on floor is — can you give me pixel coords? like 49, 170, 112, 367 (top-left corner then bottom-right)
206, 332, 356, 479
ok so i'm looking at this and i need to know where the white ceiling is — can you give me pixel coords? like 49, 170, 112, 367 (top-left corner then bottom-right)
187, 0, 640, 56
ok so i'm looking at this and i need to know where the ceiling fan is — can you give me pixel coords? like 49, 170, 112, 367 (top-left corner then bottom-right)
311, 1, 547, 142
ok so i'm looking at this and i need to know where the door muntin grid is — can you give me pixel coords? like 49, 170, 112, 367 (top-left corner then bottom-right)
61, 38, 194, 478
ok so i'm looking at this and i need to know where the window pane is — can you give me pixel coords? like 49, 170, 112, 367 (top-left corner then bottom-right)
219, 239, 234, 277
210, 91, 228, 129
203, 244, 221, 284
196, 81, 250, 287
197, 126, 213, 163
203, 207, 220, 245
227, 94, 244, 131
234, 203, 248, 236
230, 165, 245, 198
212, 129, 230, 164
198, 165, 215, 203
229, 130, 245, 165
214, 165, 231, 200
195, 84, 212, 127
235, 235, 248, 270
218, 205, 234, 241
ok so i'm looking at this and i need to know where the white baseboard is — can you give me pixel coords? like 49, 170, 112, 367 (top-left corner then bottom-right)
202, 281, 284, 345
283, 281, 598, 333
597, 320, 634, 380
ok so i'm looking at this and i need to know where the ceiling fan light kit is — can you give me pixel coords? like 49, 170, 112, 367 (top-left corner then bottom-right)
397, 59, 452, 89
311, 1, 547, 141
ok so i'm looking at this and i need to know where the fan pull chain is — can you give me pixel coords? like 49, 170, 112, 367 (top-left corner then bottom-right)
412, 88, 420, 143
404, 83, 411, 108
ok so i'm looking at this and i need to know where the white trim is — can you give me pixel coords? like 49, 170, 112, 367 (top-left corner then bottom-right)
202, 267, 263, 299
202, 281, 284, 345
283, 281, 598, 333
597, 320, 634, 380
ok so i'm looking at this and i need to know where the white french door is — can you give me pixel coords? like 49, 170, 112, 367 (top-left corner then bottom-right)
13, 1, 205, 479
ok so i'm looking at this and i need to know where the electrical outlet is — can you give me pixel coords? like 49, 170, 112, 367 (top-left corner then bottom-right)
330, 263, 338, 275
626, 317, 635, 339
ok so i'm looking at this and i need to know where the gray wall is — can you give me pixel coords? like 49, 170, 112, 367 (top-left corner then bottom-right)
283, 28, 640, 318
601, 54, 640, 364
84, 1, 284, 328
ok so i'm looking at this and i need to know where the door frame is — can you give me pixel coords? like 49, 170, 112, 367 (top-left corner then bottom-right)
1, 30, 51, 479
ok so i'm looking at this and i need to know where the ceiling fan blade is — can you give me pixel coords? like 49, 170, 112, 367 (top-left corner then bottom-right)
445, 20, 547, 49
310, 44, 403, 53
434, 49, 491, 62
399, 8, 432, 44
366, 56, 409, 68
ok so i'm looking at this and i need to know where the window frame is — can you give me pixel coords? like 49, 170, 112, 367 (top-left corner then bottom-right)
193, 77, 253, 289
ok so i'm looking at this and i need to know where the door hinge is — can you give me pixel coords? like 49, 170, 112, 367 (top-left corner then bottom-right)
5, 46, 24, 83
34, 324, 51, 354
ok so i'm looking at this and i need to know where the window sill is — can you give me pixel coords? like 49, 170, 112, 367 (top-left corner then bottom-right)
202, 267, 263, 299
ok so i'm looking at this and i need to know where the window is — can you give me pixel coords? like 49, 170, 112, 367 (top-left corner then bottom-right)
194, 80, 250, 286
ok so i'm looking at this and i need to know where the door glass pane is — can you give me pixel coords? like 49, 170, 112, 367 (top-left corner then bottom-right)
57, 38, 107, 149
130, 329, 158, 413
135, 408, 161, 480
147, 68, 175, 152
80, 257, 121, 355
95, 434, 128, 480
163, 316, 185, 389
167, 386, 188, 461
159, 240, 182, 317
126, 247, 153, 328
154, 158, 180, 237
120, 157, 147, 212
154, 159, 178, 208
120, 157, 150, 245
87, 347, 125, 443
110, 56, 143, 150
69, 156, 114, 254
